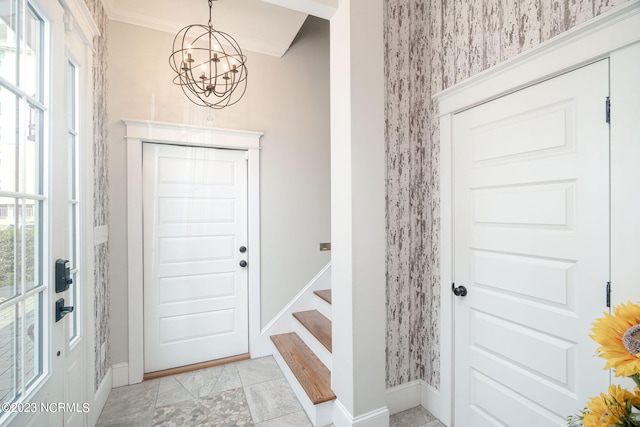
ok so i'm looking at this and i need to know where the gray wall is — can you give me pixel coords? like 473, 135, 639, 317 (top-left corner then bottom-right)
384, 0, 629, 389
107, 17, 331, 365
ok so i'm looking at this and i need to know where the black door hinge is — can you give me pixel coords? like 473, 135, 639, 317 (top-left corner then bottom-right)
606, 281, 611, 308
606, 97, 611, 124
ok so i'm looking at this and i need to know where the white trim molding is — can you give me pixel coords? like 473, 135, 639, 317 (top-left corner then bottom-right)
91, 367, 112, 426
111, 362, 129, 388
123, 119, 263, 384
434, 3, 640, 426
385, 380, 442, 421
332, 399, 389, 427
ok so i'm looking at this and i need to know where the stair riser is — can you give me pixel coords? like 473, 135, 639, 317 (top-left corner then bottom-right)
293, 320, 332, 370
271, 344, 334, 427
314, 297, 332, 320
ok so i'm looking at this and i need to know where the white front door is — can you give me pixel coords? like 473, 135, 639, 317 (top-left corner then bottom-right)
0, 0, 89, 425
142, 144, 249, 373
453, 60, 610, 426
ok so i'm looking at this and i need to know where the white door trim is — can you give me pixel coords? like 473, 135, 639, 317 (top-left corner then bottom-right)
434, 3, 640, 425
123, 119, 263, 384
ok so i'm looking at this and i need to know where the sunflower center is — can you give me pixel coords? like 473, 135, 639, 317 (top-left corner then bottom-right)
622, 324, 640, 356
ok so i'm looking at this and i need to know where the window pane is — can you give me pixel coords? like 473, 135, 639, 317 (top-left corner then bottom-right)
0, 0, 18, 86
0, 88, 18, 193
67, 62, 76, 130
23, 5, 42, 101
0, 304, 16, 405
22, 200, 40, 292
23, 293, 41, 387
0, 198, 17, 299
23, 104, 41, 195
69, 134, 76, 199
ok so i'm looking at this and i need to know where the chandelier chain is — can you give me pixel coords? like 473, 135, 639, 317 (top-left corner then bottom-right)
208, 0, 213, 28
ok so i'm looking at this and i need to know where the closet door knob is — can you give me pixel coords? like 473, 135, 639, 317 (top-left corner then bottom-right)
452, 283, 467, 297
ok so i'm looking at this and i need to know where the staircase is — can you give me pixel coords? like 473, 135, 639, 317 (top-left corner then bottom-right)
270, 289, 335, 426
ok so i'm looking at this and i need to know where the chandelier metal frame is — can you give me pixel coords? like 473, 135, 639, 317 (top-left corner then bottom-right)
169, 0, 248, 109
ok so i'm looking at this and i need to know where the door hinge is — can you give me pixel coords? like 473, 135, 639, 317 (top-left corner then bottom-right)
606, 281, 611, 308
606, 96, 611, 124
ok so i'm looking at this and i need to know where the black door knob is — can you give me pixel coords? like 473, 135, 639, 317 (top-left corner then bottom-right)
239, 246, 247, 253
452, 283, 467, 297
239, 260, 247, 267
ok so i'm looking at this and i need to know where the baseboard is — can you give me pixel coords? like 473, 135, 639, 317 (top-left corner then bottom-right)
91, 367, 113, 426
112, 362, 129, 387
384, 380, 445, 425
420, 380, 442, 422
332, 399, 389, 427
385, 380, 422, 415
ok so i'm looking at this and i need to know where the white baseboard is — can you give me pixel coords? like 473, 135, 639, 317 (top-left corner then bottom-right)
332, 399, 389, 427
385, 380, 422, 415
420, 381, 442, 423
91, 367, 113, 426
112, 362, 130, 387
384, 380, 446, 426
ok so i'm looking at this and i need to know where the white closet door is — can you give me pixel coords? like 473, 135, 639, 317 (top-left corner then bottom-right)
453, 60, 610, 426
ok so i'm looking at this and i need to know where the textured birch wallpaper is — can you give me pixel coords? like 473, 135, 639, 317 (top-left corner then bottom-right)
84, 0, 110, 391
384, 0, 629, 389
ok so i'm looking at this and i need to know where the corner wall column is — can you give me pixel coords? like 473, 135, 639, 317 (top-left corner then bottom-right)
330, 0, 388, 425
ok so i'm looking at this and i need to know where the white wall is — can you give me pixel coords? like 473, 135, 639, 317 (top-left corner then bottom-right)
330, 0, 388, 423
107, 17, 331, 365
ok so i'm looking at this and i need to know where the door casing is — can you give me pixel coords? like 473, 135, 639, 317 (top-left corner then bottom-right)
435, 3, 640, 425
124, 120, 262, 385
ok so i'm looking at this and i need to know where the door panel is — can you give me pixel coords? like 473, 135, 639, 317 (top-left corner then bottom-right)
453, 60, 610, 426
143, 144, 249, 373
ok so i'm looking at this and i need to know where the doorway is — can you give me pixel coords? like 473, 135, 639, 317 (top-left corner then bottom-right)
124, 120, 262, 384
436, 7, 640, 424
452, 60, 610, 426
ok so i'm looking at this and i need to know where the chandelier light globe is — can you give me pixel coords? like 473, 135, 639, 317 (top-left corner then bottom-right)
169, 0, 248, 109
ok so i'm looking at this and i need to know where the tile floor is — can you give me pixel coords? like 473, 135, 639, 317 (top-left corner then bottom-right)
96, 356, 446, 427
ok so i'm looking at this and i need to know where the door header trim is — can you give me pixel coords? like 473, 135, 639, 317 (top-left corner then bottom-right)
434, 1, 640, 116
122, 119, 263, 149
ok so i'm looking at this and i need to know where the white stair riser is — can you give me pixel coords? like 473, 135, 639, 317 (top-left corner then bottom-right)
314, 296, 332, 319
293, 319, 332, 370
271, 342, 334, 427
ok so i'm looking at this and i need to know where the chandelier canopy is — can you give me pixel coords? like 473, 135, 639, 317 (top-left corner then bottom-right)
169, 0, 248, 109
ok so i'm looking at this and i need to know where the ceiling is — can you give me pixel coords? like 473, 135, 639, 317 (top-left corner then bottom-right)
102, 0, 311, 57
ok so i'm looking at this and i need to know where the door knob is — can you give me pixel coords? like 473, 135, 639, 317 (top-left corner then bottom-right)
239, 246, 247, 253
239, 260, 247, 267
55, 298, 74, 322
452, 283, 467, 297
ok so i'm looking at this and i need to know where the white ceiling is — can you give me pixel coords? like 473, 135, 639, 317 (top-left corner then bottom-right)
102, 0, 312, 57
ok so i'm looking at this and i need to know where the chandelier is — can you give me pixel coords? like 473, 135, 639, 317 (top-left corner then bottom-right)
169, 0, 248, 109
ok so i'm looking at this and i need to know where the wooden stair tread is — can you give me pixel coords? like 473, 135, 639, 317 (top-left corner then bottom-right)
271, 333, 336, 404
314, 289, 332, 304
293, 310, 332, 352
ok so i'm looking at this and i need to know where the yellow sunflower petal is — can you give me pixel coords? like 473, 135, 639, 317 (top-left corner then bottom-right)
591, 302, 640, 376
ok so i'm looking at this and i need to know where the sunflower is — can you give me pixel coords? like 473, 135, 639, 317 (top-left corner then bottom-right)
590, 302, 640, 377
581, 385, 640, 427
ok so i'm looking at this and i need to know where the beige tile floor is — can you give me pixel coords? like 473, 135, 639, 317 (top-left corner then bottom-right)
96, 356, 445, 427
